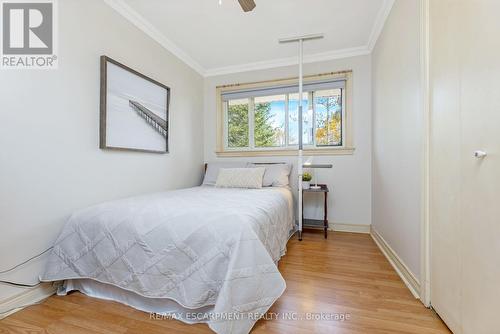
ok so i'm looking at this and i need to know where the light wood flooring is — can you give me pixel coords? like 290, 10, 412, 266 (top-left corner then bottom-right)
0, 231, 450, 334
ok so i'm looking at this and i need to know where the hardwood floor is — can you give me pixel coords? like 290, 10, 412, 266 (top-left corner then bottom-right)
0, 231, 450, 334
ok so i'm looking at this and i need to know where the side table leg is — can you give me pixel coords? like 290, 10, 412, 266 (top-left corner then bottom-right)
301, 192, 304, 241
324, 191, 328, 239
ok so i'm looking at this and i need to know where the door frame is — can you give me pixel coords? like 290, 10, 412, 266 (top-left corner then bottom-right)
419, 0, 431, 308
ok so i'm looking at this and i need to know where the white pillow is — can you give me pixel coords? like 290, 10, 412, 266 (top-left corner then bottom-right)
249, 163, 292, 187
203, 161, 248, 185
216, 168, 266, 189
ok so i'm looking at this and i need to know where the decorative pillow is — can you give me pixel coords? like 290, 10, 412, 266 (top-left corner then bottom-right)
203, 161, 248, 185
248, 163, 292, 187
215, 168, 266, 189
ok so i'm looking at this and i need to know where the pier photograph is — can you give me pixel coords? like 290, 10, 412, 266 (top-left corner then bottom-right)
100, 56, 170, 153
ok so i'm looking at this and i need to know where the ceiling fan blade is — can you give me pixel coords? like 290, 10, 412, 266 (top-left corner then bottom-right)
238, 0, 256, 12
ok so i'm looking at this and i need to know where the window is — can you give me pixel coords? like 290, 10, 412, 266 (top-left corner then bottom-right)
227, 98, 249, 148
288, 92, 312, 146
314, 89, 343, 146
217, 71, 353, 156
254, 95, 286, 148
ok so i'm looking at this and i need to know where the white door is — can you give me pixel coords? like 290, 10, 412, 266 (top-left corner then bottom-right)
457, 1, 500, 332
430, 1, 500, 333
430, 1, 462, 332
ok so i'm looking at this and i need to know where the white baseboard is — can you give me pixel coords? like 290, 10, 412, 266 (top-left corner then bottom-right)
330, 223, 371, 234
370, 227, 421, 299
0, 283, 56, 319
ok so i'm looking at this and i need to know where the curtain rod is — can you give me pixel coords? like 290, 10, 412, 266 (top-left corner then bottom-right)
216, 70, 352, 90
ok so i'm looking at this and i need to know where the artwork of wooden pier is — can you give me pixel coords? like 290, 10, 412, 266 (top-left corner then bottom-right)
129, 100, 167, 138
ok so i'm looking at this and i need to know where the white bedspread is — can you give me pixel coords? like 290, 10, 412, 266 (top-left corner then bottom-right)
41, 186, 294, 334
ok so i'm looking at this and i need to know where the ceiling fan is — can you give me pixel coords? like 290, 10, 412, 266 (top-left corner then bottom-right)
237, 0, 256, 12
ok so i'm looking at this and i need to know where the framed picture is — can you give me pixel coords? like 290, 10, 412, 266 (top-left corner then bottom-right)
100, 56, 170, 153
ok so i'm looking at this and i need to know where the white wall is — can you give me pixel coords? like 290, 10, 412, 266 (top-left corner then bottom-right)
372, 0, 422, 278
0, 0, 204, 301
204, 56, 372, 229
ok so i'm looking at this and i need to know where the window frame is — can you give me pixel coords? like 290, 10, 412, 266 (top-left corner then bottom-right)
216, 71, 354, 157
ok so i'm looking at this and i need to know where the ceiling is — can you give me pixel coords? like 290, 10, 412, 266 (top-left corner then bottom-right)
106, 0, 394, 76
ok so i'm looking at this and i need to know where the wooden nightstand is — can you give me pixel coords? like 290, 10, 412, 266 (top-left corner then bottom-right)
302, 184, 329, 239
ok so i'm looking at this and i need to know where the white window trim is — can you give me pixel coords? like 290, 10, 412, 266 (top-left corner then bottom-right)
216, 70, 354, 157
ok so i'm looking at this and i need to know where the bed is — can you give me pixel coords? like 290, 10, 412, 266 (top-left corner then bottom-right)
41, 183, 294, 334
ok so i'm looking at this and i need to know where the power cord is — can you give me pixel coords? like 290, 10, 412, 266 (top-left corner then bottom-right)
0, 247, 53, 288
0, 247, 53, 274
0, 280, 44, 288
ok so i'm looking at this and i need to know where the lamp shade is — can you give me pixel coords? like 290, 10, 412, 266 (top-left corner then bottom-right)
302, 164, 333, 169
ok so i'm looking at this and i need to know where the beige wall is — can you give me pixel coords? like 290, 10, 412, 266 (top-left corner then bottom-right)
203, 56, 372, 229
371, 0, 423, 278
0, 0, 204, 302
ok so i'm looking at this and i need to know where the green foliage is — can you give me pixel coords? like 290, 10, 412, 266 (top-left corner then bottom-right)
227, 101, 281, 148
254, 102, 280, 147
302, 172, 312, 182
227, 103, 249, 147
315, 96, 342, 146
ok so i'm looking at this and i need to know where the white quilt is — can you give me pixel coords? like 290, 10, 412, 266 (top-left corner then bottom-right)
41, 186, 294, 334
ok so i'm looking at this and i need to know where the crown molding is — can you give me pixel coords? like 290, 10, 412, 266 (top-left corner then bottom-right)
104, 0, 394, 78
204, 46, 370, 77
103, 0, 206, 76
367, 0, 395, 52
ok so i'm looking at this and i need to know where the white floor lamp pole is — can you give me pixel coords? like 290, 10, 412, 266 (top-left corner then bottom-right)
279, 33, 324, 241
298, 39, 304, 241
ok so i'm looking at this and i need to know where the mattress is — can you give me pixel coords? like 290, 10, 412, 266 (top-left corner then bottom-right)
42, 186, 294, 334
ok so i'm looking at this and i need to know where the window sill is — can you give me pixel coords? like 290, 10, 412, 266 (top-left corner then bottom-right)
215, 147, 355, 157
